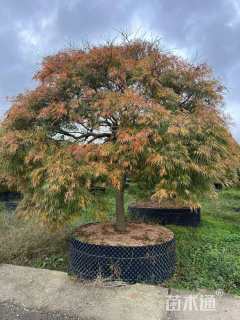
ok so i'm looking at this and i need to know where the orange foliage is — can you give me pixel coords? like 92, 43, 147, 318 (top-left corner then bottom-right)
0, 38, 239, 225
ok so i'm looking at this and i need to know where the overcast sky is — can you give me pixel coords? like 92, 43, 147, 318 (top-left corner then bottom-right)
0, 0, 239, 141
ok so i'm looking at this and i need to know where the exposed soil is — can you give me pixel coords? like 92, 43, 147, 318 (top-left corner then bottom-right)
131, 200, 190, 209
74, 222, 174, 246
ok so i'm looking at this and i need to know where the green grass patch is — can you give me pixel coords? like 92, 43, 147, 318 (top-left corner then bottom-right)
166, 188, 240, 295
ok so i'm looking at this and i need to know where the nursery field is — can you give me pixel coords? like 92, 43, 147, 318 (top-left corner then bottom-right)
0, 187, 240, 295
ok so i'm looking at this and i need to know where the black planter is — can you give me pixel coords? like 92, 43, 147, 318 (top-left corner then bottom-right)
129, 205, 201, 227
0, 192, 21, 201
90, 186, 106, 193
214, 183, 223, 191
69, 229, 176, 283
0, 192, 22, 210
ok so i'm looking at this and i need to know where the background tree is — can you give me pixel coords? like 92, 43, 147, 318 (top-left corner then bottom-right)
0, 39, 239, 231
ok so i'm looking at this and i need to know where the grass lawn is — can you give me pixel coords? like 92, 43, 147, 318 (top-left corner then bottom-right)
167, 188, 240, 295
0, 186, 240, 295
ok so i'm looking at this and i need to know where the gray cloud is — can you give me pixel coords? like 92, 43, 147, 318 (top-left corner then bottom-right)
0, 0, 239, 140
141, 0, 240, 74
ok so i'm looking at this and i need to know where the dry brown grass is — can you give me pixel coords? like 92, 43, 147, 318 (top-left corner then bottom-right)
0, 209, 70, 269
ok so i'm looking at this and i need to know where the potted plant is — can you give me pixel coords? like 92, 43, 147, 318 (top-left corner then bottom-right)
0, 38, 238, 283
129, 200, 201, 227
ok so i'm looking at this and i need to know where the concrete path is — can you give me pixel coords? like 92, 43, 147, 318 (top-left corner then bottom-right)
0, 302, 81, 320
0, 264, 239, 320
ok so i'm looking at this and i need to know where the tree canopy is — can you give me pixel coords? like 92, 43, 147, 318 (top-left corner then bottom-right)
0, 39, 239, 230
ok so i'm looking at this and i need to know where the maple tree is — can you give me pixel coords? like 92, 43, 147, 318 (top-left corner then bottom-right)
0, 39, 239, 231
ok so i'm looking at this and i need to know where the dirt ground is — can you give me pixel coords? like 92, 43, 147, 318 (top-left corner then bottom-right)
74, 222, 174, 246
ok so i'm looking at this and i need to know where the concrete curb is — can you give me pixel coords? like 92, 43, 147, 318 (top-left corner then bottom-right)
0, 264, 167, 320
0, 264, 239, 320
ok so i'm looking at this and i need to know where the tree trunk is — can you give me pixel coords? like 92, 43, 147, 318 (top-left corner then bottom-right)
115, 179, 126, 233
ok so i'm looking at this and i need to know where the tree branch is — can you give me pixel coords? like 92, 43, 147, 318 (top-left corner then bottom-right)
57, 128, 112, 142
